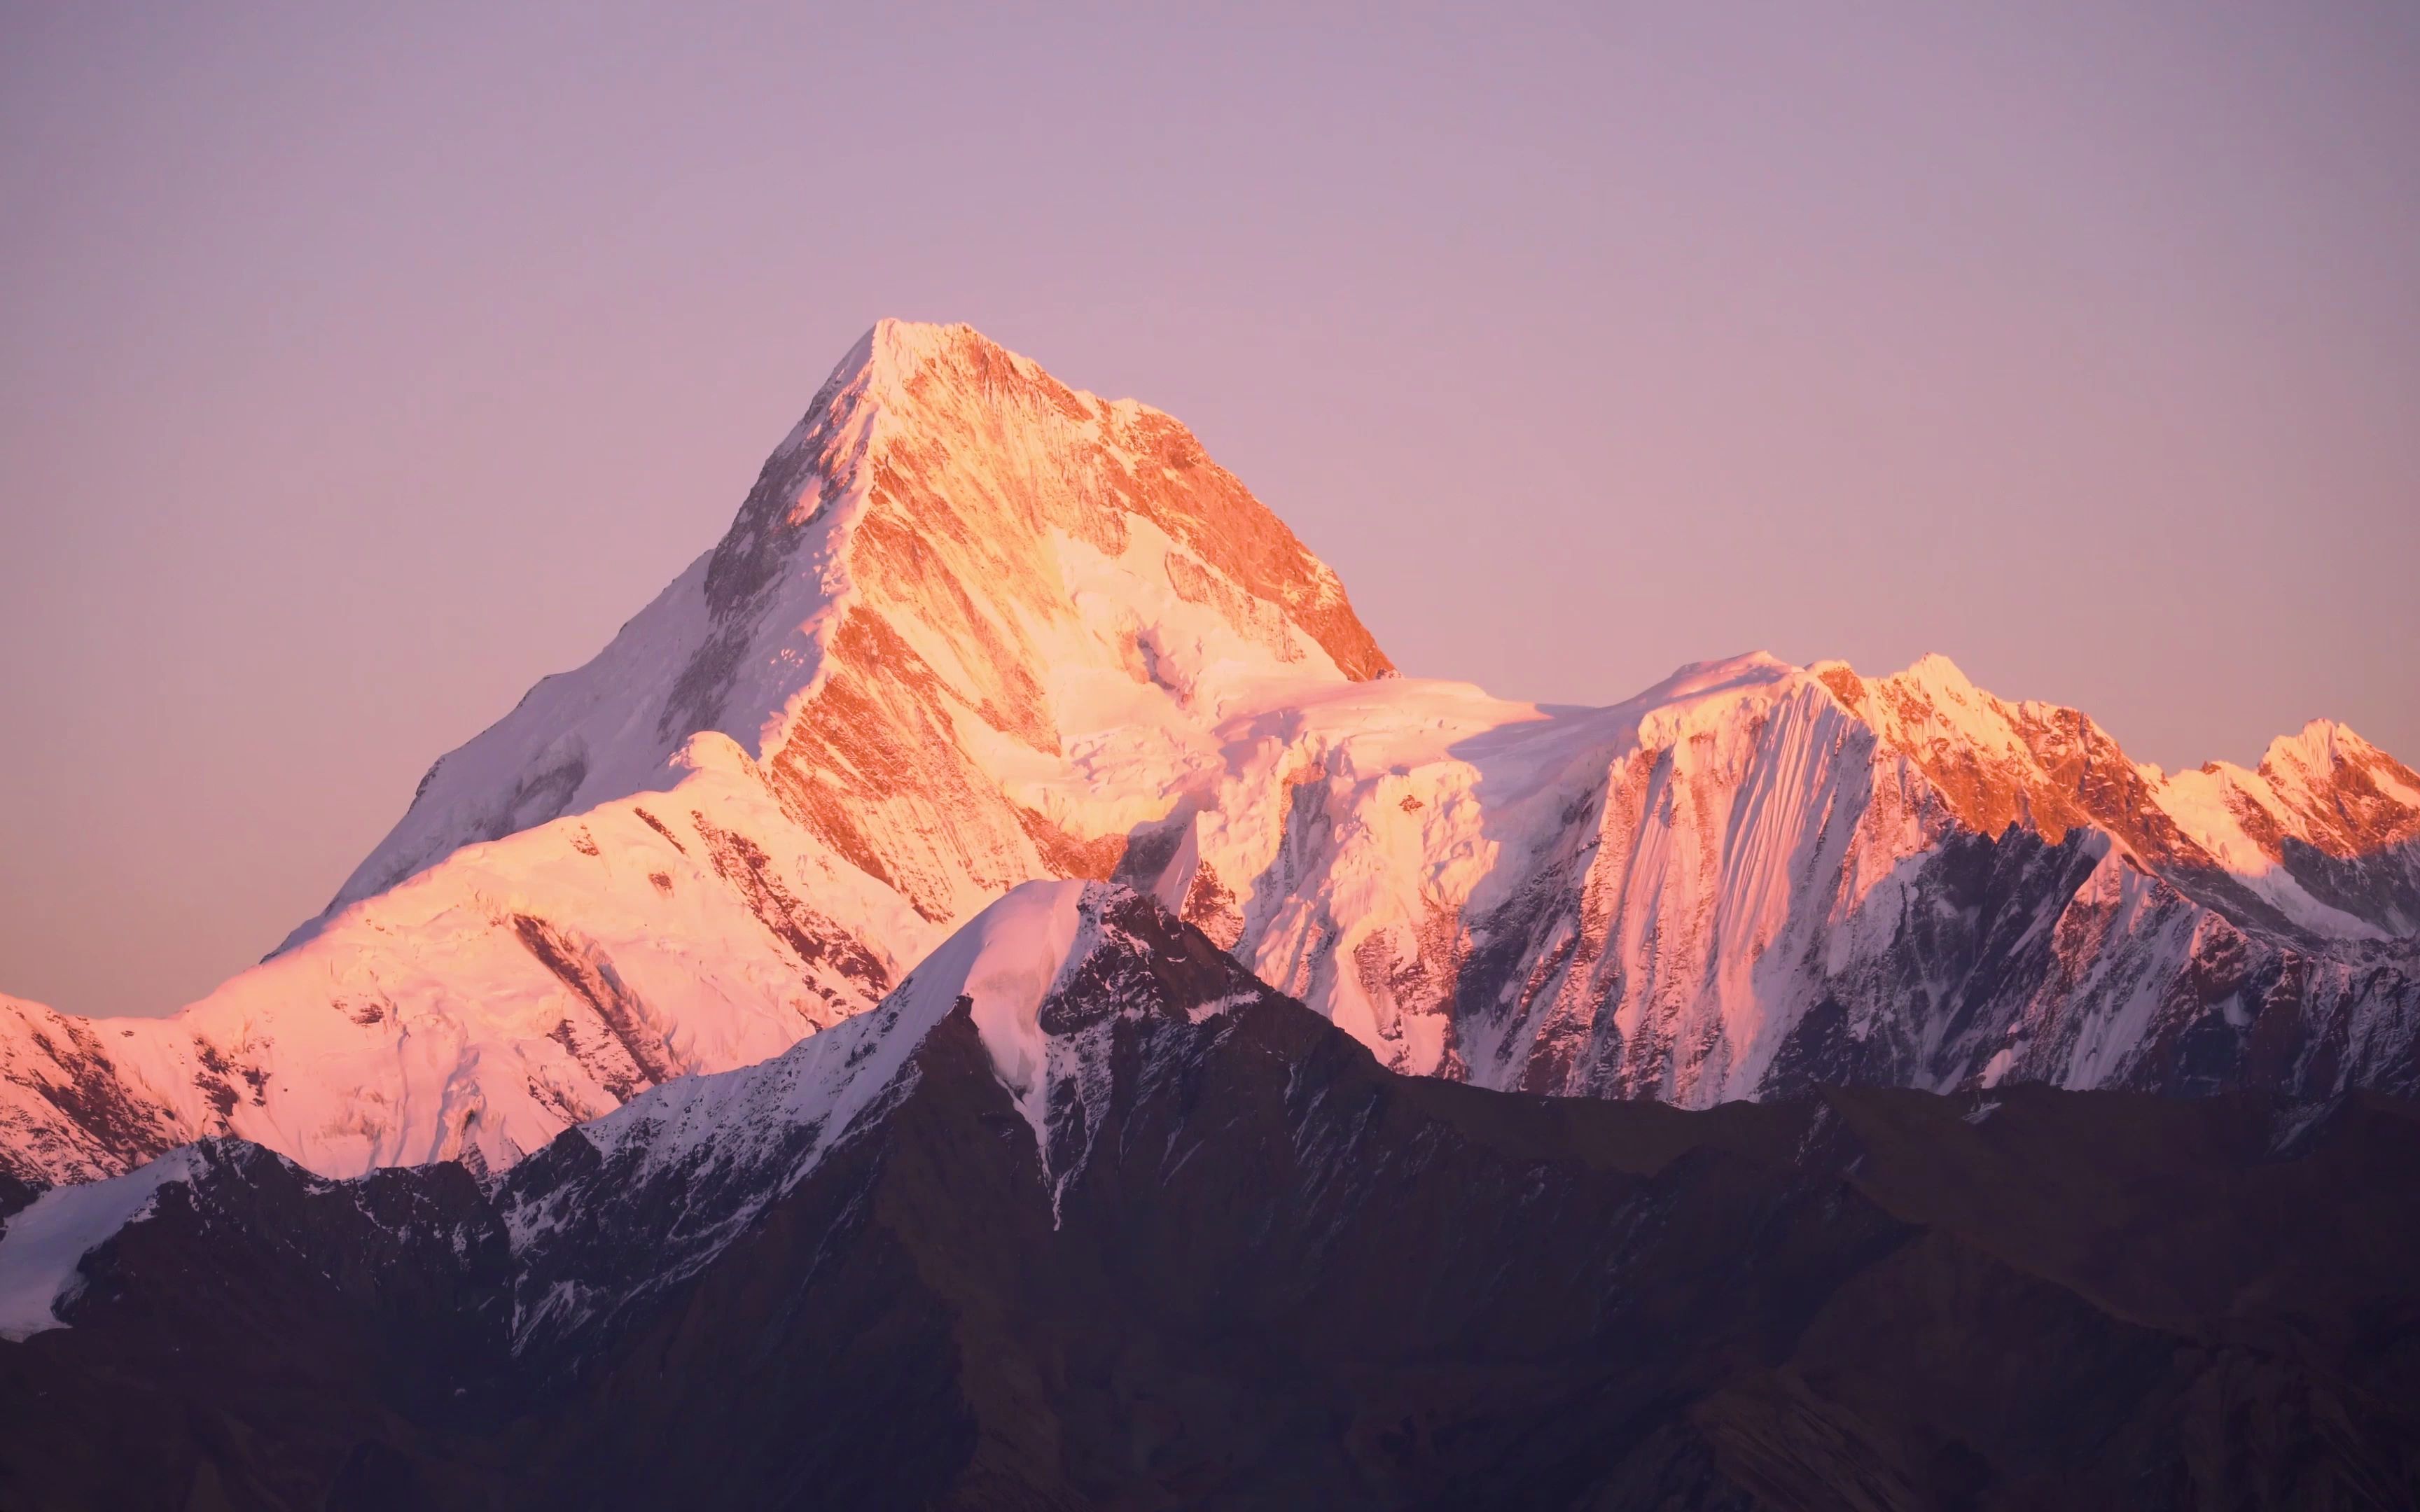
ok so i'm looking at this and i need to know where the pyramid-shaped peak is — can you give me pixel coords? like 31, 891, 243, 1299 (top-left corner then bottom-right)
868, 315, 986, 353
1890, 652, 1983, 698
1811, 654, 1994, 728
780, 321, 1069, 442
835, 318, 1087, 413
294, 315, 1393, 953
862, 316, 1017, 373
2261, 718, 2375, 778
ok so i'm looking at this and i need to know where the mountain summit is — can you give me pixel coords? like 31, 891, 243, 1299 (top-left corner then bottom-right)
302, 319, 1391, 940
2, 323, 2414, 1186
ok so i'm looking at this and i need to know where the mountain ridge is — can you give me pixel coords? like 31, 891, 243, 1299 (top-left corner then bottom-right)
1, 320, 2413, 1186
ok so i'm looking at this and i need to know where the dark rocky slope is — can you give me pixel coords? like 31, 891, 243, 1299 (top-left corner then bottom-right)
2, 888, 2416, 1509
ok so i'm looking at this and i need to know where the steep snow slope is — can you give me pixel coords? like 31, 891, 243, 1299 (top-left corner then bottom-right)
0, 745, 919, 1183
0, 1147, 202, 1340
1, 321, 2413, 1186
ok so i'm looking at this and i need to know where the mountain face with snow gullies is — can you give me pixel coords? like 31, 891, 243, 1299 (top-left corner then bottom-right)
2, 320, 2415, 1186
6, 883, 2417, 1506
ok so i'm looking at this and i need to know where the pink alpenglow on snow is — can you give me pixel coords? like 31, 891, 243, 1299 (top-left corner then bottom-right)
0, 324, 2414, 1188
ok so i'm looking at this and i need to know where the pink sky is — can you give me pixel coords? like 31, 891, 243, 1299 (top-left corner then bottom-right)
3, 3, 2415, 1018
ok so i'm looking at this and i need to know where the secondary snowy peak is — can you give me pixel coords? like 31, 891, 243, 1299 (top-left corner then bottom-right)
1144, 650, 2414, 1107
571, 879, 1258, 1189
554, 879, 1100, 1198
306, 319, 1390, 937
1815, 652, 2155, 845
2252, 720, 2420, 858
495, 880, 1269, 1347
1806, 654, 2420, 939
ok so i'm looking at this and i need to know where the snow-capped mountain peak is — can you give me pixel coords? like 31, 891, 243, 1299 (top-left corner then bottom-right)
0, 322, 1409, 1186
489, 878, 1264, 1348
295, 318, 1391, 946
1, 326, 2412, 1191
555, 879, 1101, 1201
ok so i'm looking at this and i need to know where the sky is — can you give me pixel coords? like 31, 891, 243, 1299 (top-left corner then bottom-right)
3, 1, 2415, 1018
